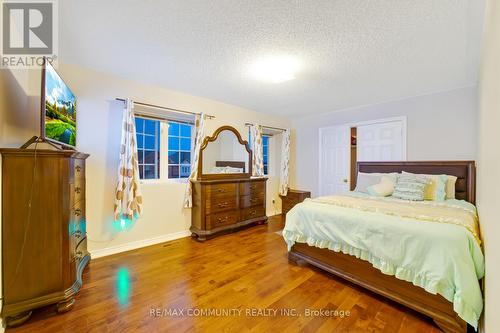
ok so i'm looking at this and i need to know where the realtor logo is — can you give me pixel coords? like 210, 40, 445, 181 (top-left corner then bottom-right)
1, 0, 58, 68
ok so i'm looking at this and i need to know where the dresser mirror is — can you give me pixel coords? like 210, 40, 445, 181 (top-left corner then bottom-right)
199, 126, 252, 180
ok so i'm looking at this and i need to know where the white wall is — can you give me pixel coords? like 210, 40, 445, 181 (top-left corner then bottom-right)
0, 64, 291, 259
290, 86, 478, 196
477, 1, 500, 332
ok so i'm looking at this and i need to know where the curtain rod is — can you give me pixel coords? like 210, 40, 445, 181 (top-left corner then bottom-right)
244, 122, 288, 132
115, 98, 215, 119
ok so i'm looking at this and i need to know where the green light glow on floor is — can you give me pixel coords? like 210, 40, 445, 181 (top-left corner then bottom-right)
115, 267, 131, 308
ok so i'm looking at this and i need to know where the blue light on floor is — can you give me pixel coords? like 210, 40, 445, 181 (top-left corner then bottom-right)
115, 267, 131, 308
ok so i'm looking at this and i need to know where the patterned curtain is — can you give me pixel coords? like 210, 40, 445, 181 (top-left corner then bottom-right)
250, 124, 264, 177
279, 129, 291, 196
114, 99, 143, 220
183, 113, 206, 208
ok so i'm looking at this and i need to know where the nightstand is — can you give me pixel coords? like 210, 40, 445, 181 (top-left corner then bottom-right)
279, 189, 311, 222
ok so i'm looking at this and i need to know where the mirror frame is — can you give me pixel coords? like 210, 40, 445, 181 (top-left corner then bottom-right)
198, 125, 253, 180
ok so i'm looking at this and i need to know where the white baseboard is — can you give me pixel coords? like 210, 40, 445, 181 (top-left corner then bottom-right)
89, 230, 191, 259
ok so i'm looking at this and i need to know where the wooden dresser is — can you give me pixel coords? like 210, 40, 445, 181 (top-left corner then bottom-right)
0, 149, 90, 327
191, 178, 267, 240
280, 189, 311, 221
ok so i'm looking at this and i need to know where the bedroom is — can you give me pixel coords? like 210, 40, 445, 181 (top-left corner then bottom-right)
0, 1, 499, 332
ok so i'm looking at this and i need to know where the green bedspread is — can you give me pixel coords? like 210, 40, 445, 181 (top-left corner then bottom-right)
282, 192, 484, 329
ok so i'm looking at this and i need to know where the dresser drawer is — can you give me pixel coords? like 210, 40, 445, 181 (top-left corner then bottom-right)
241, 206, 266, 221
240, 194, 264, 208
240, 181, 265, 196
206, 183, 237, 198
206, 196, 237, 214
206, 210, 239, 229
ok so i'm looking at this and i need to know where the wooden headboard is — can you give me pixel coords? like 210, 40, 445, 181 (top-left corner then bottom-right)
354, 161, 476, 204
215, 161, 246, 172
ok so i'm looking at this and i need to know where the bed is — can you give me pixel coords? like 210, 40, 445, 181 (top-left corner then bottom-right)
284, 161, 483, 333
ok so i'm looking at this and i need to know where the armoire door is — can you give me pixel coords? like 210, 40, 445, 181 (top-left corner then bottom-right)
357, 120, 406, 162
319, 125, 350, 196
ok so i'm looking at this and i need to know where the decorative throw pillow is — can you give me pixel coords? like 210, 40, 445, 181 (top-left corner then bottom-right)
355, 172, 398, 193
392, 175, 430, 201
445, 175, 458, 199
402, 172, 448, 201
366, 176, 395, 197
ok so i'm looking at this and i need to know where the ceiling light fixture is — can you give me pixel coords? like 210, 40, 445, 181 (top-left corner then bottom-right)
249, 55, 299, 83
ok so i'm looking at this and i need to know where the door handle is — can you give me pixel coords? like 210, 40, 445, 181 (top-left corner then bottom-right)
342, 179, 348, 183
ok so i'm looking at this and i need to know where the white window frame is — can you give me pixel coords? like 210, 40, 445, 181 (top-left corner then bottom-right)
165, 120, 194, 182
135, 116, 161, 182
136, 116, 194, 185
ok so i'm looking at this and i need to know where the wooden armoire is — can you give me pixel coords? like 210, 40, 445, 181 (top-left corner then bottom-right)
0, 148, 90, 327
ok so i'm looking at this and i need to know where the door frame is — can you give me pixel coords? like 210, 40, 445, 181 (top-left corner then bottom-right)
318, 116, 407, 195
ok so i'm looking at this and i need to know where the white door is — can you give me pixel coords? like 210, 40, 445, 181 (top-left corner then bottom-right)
319, 125, 350, 196
357, 120, 405, 162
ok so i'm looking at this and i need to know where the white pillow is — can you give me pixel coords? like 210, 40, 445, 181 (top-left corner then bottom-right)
225, 166, 244, 173
210, 166, 227, 174
366, 176, 395, 197
355, 172, 398, 193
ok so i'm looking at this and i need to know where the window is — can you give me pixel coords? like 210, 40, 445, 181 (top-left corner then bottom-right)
248, 129, 270, 176
168, 121, 192, 179
262, 135, 269, 175
135, 117, 160, 180
135, 116, 193, 181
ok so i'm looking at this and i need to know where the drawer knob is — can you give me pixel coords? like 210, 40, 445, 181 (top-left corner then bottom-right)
250, 210, 257, 215
74, 208, 82, 216
250, 185, 256, 190
75, 187, 82, 194
217, 216, 229, 223
217, 202, 228, 208
74, 230, 82, 238
217, 188, 227, 193
250, 198, 258, 202
75, 165, 82, 172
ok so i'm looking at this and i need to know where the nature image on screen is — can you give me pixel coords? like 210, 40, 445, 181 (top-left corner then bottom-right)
44, 63, 77, 146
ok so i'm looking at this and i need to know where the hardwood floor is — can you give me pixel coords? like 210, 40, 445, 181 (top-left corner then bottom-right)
8, 215, 442, 333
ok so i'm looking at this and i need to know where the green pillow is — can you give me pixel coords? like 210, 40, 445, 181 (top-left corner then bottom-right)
392, 175, 430, 201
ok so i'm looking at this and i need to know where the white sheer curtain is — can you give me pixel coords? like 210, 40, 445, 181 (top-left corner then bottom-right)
183, 113, 206, 207
114, 99, 143, 220
250, 124, 264, 177
279, 129, 291, 195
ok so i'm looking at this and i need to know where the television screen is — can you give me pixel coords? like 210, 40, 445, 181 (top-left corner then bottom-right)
43, 62, 77, 147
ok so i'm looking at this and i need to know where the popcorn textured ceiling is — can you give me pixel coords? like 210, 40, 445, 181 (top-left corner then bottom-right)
59, 0, 485, 117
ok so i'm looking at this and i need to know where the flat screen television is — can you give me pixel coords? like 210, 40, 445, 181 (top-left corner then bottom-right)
41, 61, 77, 147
